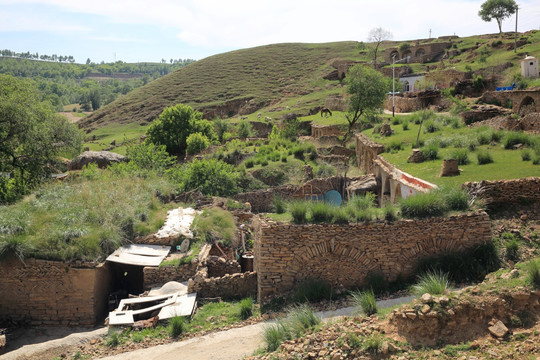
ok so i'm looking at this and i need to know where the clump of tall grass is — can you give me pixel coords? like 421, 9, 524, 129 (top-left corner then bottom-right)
421, 143, 439, 160
476, 149, 494, 165
289, 201, 309, 224
351, 289, 377, 316
168, 316, 187, 337
503, 131, 534, 149
272, 195, 286, 214
400, 191, 446, 218
449, 149, 470, 165
521, 149, 531, 161
238, 298, 254, 320
310, 202, 334, 223
411, 271, 450, 296
526, 261, 540, 289
441, 187, 470, 211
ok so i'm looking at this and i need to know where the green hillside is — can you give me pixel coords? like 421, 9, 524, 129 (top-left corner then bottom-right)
79, 42, 362, 130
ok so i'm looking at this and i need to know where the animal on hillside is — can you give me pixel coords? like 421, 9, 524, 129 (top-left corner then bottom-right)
320, 108, 332, 117
285, 106, 290, 111
265, 116, 272, 122
257, 113, 262, 119
240, 116, 248, 120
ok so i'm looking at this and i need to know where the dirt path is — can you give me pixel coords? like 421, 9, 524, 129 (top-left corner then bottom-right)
99, 296, 415, 360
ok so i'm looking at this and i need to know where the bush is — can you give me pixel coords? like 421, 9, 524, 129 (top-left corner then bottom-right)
310, 202, 333, 223
504, 131, 533, 149
421, 143, 439, 160
503, 233, 520, 262
423, 119, 440, 133
386, 139, 403, 152
289, 201, 308, 224
477, 149, 493, 165
167, 159, 242, 197
237, 120, 253, 139
400, 191, 446, 218
331, 207, 350, 224
402, 119, 409, 131
238, 298, 254, 320
411, 271, 450, 296
168, 316, 187, 337
186, 132, 210, 155
348, 193, 376, 211
382, 203, 399, 222
533, 155, 540, 165
351, 289, 377, 316
293, 278, 332, 303
125, 142, 175, 174
450, 148, 469, 165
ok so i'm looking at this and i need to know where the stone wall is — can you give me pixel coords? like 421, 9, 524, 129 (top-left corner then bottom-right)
311, 124, 343, 139
463, 177, 540, 210
143, 262, 199, 289
355, 133, 384, 173
234, 176, 353, 213
253, 212, 491, 302
188, 268, 257, 299
385, 42, 451, 63
0, 258, 111, 326
206, 256, 242, 278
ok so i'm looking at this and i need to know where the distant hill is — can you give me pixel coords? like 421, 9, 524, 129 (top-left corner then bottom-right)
80, 31, 540, 130
79, 42, 362, 129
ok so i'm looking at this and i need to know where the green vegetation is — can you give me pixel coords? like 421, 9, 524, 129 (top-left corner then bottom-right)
350, 289, 378, 316
263, 304, 320, 352
526, 261, 540, 289
399, 191, 447, 218
191, 207, 236, 247
293, 278, 333, 303
238, 298, 254, 320
478, 0, 517, 35
410, 271, 450, 296
168, 316, 188, 337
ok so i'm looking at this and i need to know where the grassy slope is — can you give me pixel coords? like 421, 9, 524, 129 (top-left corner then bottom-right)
80, 42, 361, 130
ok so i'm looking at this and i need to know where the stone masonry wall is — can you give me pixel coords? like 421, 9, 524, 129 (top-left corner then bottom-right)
143, 261, 199, 289
253, 212, 491, 303
0, 258, 110, 326
463, 177, 540, 209
188, 268, 257, 299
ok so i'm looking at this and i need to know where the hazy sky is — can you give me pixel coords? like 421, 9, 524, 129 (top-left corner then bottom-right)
1, 0, 539, 63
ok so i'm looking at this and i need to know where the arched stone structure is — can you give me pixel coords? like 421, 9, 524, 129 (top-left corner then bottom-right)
480, 90, 540, 114
519, 96, 536, 116
415, 48, 426, 57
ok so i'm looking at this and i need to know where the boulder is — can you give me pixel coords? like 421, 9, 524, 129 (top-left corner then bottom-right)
69, 151, 127, 170
379, 123, 394, 136
488, 320, 509, 338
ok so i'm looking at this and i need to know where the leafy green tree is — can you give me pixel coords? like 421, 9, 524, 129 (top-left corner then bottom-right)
125, 142, 174, 174
479, 0, 517, 35
237, 120, 253, 139
344, 65, 390, 134
146, 104, 215, 155
167, 159, 241, 197
0, 75, 82, 203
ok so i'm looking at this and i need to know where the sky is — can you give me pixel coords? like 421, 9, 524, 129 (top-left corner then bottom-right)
1, 0, 539, 64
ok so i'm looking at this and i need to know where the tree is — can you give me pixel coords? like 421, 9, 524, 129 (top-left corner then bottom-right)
344, 65, 390, 135
146, 103, 215, 155
0, 75, 82, 203
367, 27, 392, 69
479, 0, 517, 35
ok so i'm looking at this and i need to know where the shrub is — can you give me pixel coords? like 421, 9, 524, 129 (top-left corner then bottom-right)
411, 271, 450, 296
423, 119, 440, 133
168, 316, 187, 337
521, 149, 531, 161
293, 278, 332, 303
421, 143, 439, 160
526, 261, 540, 289
237, 120, 253, 139
533, 155, 540, 165
391, 117, 401, 125
351, 289, 377, 316
331, 207, 350, 224
450, 149, 469, 165
477, 149, 493, 165
289, 201, 308, 224
400, 191, 446, 218
126, 142, 175, 174
105, 332, 121, 347
244, 158, 255, 168
186, 132, 210, 155
273, 196, 286, 214
504, 234, 520, 262
348, 193, 376, 211
238, 298, 254, 320
167, 159, 241, 197
386, 139, 403, 152
382, 203, 399, 222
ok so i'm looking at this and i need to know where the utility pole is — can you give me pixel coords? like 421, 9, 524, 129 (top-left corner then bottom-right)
514, 5, 519, 53
429, 29, 432, 39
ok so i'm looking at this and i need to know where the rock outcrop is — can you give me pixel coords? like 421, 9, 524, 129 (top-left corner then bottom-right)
69, 151, 127, 170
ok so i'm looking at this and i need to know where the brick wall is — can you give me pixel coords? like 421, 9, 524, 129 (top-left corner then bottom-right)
0, 258, 110, 326
253, 212, 491, 303
355, 133, 385, 173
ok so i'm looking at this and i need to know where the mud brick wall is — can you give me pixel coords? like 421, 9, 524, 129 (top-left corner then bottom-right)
311, 124, 343, 139
0, 258, 110, 326
355, 133, 385, 173
253, 212, 491, 303
143, 261, 198, 289
463, 177, 540, 209
188, 269, 257, 299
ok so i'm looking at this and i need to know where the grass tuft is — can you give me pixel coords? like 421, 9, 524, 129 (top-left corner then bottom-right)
350, 289, 378, 316
238, 298, 254, 320
400, 191, 446, 218
168, 316, 187, 338
411, 270, 450, 296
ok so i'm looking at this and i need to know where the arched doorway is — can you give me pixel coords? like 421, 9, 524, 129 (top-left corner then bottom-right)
519, 96, 536, 116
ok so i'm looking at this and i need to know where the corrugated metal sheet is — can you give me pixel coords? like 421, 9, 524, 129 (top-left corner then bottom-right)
106, 244, 171, 267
